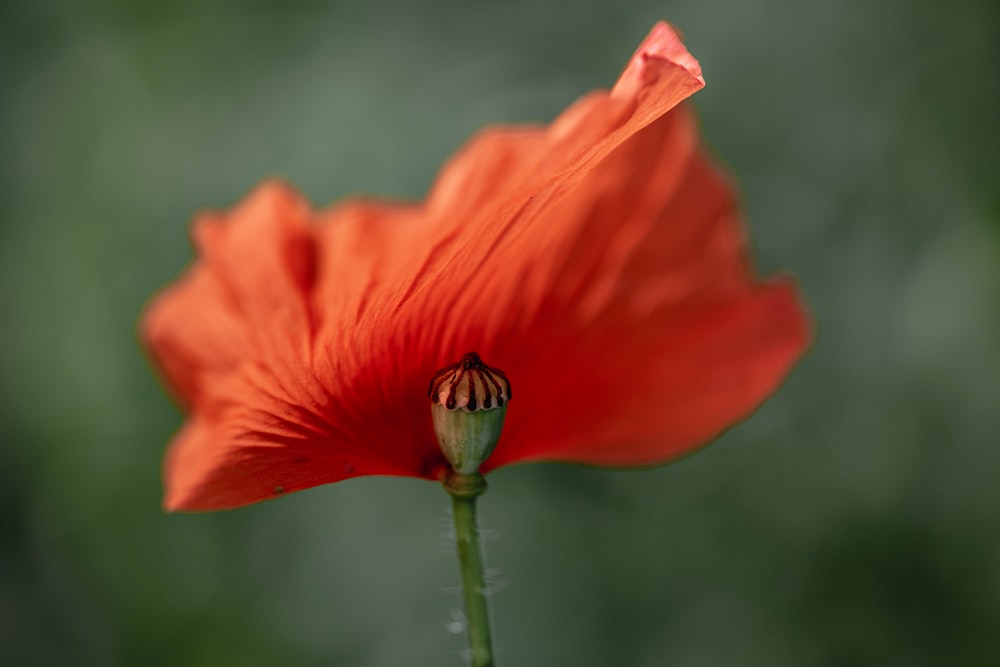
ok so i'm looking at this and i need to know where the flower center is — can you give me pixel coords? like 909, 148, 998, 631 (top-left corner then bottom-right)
428, 352, 511, 413
428, 352, 511, 474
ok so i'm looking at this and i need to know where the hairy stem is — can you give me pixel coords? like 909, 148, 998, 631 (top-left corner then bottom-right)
445, 472, 494, 667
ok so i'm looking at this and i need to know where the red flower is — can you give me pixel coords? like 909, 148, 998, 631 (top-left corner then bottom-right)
143, 23, 809, 511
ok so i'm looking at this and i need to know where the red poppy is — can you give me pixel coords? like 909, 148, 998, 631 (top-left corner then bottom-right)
143, 22, 809, 511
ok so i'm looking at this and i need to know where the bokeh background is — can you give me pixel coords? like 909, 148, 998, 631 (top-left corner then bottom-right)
2, 0, 998, 665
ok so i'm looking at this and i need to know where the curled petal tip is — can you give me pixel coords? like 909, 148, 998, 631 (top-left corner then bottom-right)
643, 22, 704, 83
613, 22, 705, 99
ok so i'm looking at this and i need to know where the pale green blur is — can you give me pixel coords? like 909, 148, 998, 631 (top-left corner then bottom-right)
1, 1, 998, 665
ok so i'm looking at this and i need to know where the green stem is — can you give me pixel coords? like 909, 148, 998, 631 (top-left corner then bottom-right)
445, 472, 494, 667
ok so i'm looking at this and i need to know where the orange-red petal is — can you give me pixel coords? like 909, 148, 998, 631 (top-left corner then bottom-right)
145, 185, 444, 510
142, 22, 809, 511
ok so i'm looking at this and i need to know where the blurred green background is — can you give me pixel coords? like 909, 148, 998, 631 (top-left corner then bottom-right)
2, 0, 998, 665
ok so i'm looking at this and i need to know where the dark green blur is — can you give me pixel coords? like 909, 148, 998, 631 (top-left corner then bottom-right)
1, 1, 998, 665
